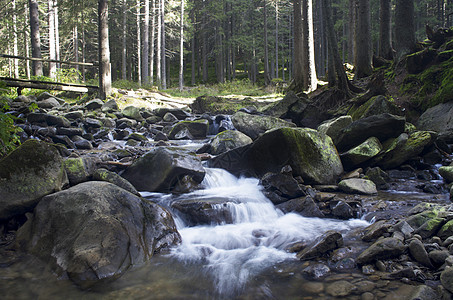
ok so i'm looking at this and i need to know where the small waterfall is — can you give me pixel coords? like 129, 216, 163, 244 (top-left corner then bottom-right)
169, 168, 369, 296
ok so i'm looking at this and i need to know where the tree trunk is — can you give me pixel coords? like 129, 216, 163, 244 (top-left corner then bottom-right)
24, 3, 31, 79
379, 0, 393, 59
122, 0, 127, 80
142, 0, 150, 84
395, 0, 416, 61
55, 0, 60, 67
150, 0, 156, 85
29, 0, 43, 76
156, 0, 162, 87
354, 0, 372, 78
12, 0, 19, 78
161, 0, 167, 89
348, 0, 356, 64
98, 0, 112, 99
191, 14, 196, 85
136, 0, 142, 84
293, 0, 304, 89
179, 0, 184, 91
275, 0, 279, 79
263, 0, 271, 86
48, 0, 57, 78
202, 9, 208, 83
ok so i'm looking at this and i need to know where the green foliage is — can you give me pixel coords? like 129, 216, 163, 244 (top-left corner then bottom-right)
0, 86, 22, 158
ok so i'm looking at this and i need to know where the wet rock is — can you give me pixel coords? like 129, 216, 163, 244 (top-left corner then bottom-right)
414, 217, 445, 239
317, 115, 353, 145
408, 285, 440, 300
437, 220, 453, 240
52, 135, 76, 149
101, 99, 118, 112
260, 170, 305, 201
301, 282, 324, 294
336, 113, 406, 153
276, 196, 324, 217
0, 140, 68, 220
168, 119, 209, 140
302, 263, 331, 280
231, 111, 296, 140
26, 112, 47, 124
441, 267, 453, 293
297, 231, 343, 260
171, 198, 238, 225
334, 258, 356, 270
439, 166, 453, 183
325, 280, 356, 297
46, 114, 71, 127
365, 167, 390, 189
330, 200, 355, 219
409, 239, 434, 268
163, 112, 179, 123
362, 220, 391, 242
210, 127, 343, 185
83, 117, 102, 129
393, 220, 415, 239
209, 130, 253, 155
85, 99, 104, 110
417, 101, 453, 135
122, 106, 144, 122
429, 250, 449, 267
57, 127, 83, 136
64, 110, 83, 120
15, 181, 181, 289
356, 237, 407, 265
121, 147, 205, 192
340, 137, 382, 170
154, 131, 169, 142
128, 133, 148, 142
338, 178, 377, 195
74, 138, 93, 150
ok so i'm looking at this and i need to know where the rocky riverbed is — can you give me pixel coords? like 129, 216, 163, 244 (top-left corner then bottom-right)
2, 90, 453, 299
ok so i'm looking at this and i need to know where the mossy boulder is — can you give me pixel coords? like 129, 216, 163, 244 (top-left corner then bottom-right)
0, 140, 68, 220
63, 158, 90, 186
414, 217, 445, 239
374, 131, 435, 169
16, 181, 181, 289
209, 127, 343, 185
317, 115, 353, 145
338, 178, 377, 195
122, 106, 144, 122
190, 95, 263, 114
336, 113, 406, 152
261, 91, 303, 118
439, 166, 453, 183
437, 219, 453, 240
168, 119, 209, 140
121, 147, 206, 192
340, 137, 382, 171
347, 95, 402, 121
406, 48, 438, 74
93, 168, 139, 196
210, 130, 253, 155
231, 111, 296, 140
418, 102, 453, 135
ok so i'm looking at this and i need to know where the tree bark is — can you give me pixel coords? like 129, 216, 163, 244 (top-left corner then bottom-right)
161, 0, 167, 89
29, 0, 43, 76
179, 0, 184, 91
48, 0, 57, 78
136, 0, 142, 84
275, 0, 279, 78
263, 0, 271, 86
156, 0, 162, 87
150, 0, 156, 84
122, 0, 127, 80
54, 0, 60, 67
98, 0, 112, 99
354, 0, 372, 78
12, 0, 19, 78
379, 0, 393, 59
24, 3, 31, 78
142, 0, 150, 84
395, 0, 416, 61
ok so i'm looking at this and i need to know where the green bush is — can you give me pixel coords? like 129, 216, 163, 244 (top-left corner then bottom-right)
0, 95, 22, 158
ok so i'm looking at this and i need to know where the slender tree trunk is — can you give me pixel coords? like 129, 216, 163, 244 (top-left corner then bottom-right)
55, 0, 60, 66
355, 0, 372, 78
48, 0, 57, 78
74, 23, 79, 70
81, 6, 86, 81
275, 0, 279, 78
302, 0, 317, 91
263, 0, 271, 86
98, 0, 112, 99
156, 0, 162, 87
191, 14, 196, 85
379, 0, 393, 59
179, 0, 184, 91
12, 0, 19, 78
29, 0, 43, 76
348, 0, 356, 64
395, 0, 416, 61
122, 0, 127, 80
136, 0, 142, 84
202, 4, 208, 83
293, 0, 304, 89
24, 3, 31, 79
150, 0, 156, 84
142, 0, 150, 84
161, 0, 167, 89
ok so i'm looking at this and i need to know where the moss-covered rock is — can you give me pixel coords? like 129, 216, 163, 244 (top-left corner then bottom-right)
231, 111, 296, 140
93, 168, 139, 195
439, 166, 453, 183
0, 140, 68, 220
338, 178, 377, 195
356, 237, 407, 265
168, 119, 209, 140
347, 95, 402, 121
437, 219, 453, 240
340, 137, 382, 170
317, 115, 353, 145
122, 105, 144, 122
414, 217, 445, 239
64, 157, 90, 186
190, 95, 264, 114
406, 48, 438, 74
210, 130, 253, 155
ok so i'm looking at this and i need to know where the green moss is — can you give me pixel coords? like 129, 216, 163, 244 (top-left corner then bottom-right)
64, 158, 86, 177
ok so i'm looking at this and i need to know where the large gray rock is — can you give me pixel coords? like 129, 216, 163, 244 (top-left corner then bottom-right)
209, 130, 253, 155
317, 115, 353, 145
340, 137, 382, 170
441, 267, 453, 294
356, 237, 407, 265
297, 231, 343, 260
122, 147, 205, 192
168, 119, 210, 140
439, 166, 453, 183
122, 106, 144, 122
171, 197, 238, 225
209, 127, 344, 185
0, 140, 68, 220
276, 196, 324, 217
338, 178, 377, 195
408, 239, 434, 268
231, 111, 296, 140
16, 181, 181, 288
85, 99, 104, 110
348, 95, 402, 120
336, 113, 406, 152
417, 101, 453, 135
93, 168, 139, 196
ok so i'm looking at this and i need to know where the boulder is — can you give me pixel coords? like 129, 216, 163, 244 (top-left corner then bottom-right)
441, 267, 453, 294
209, 127, 343, 184
154, 108, 190, 120
408, 239, 434, 268
317, 115, 353, 145
46, 114, 71, 127
365, 167, 390, 190
414, 217, 445, 239
260, 170, 305, 202
209, 130, 253, 155
297, 231, 343, 260
362, 220, 391, 242
101, 99, 119, 112
261, 91, 302, 119
231, 111, 296, 140
190, 95, 262, 115
171, 197, 238, 225
437, 220, 453, 240
330, 200, 355, 219
121, 147, 205, 192
168, 119, 210, 140
340, 137, 382, 170
93, 168, 139, 196
356, 237, 407, 265
15, 181, 181, 288
276, 196, 325, 218
0, 140, 68, 220
338, 178, 377, 195
417, 101, 453, 135
122, 106, 144, 122
336, 113, 406, 152
325, 280, 356, 297
63, 157, 91, 186
85, 99, 104, 110
37, 97, 60, 109
439, 166, 453, 183
347, 95, 402, 120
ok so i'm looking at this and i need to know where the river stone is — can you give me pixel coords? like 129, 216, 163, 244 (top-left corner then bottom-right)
338, 178, 377, 195
56, 127, 83, 136
74, 138, 93, 150
302, 263, 331, 280
93, 168, 139, 196
85, 99, 104, 110
38, 97, 60, 109
15, 181, 181, 288
262, 91, 302, 119
348, 95, 402, 121
121, 147, 205, 192
154, 108, 191, 120
340, 137, 382, 170
209, 130, 253, 155
375, 131, 435, 170
417, 101, 453, 135
439, 166, 453, 183
0, 140, 68, 220
414, 217, 445, 239
276, 196, 324, 217
437, 220, 453, 240
429, 250, 450, 267
362, 220, 391, 242
409, 239, 434, 268
63, 157, 90, 186
260, 171, 305, 201
365, 167, 390, 189
168, 119, 209, 140
317, 115, 353, 145
171, 197, 238, 225
64, 110, 83, 120
101, 99, 118, 112
330, 200, 354, 219
356, 237, 407, 265
46, 114, 71, 127
122, 106, 144, 122
336, 113, 406, 152
231, 111, 296, 140
441, 267, 453, 293
325, 280, 356, 297
297, 230, 343, 260
163, 112, 179, 123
